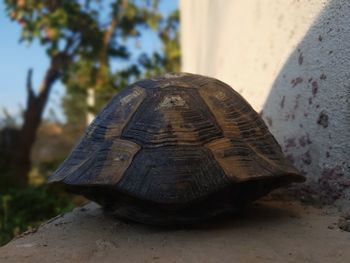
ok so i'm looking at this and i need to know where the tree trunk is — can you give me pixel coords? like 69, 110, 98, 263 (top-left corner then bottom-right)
11, 57, 60, 187
86, 7, 124, 125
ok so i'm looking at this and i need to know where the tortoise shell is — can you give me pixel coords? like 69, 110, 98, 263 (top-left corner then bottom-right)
49, 73, 305, 225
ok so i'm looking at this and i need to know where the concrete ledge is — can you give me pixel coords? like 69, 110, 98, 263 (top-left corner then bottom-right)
0, 201, 349, 263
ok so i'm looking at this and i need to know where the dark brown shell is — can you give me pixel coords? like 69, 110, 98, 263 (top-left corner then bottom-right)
49, 73, 305, 225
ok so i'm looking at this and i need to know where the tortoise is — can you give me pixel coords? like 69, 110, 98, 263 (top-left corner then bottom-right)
49, 73, 305, 225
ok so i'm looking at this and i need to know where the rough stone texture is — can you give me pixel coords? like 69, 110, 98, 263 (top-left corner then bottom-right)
1, 201, 350, 263
180, 0, 350, 201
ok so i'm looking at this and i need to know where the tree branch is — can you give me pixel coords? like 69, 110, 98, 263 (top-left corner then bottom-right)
100, 0, 129, 65
26, 68, 35, 99
94, 3, 126, 88
103, 14, 120, 48
36, 55, 62, 114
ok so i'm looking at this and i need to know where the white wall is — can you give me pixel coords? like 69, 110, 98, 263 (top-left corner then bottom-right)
181, 0, 350, 201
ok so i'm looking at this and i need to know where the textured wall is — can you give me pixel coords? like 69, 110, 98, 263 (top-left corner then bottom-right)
181, 0, 350, 201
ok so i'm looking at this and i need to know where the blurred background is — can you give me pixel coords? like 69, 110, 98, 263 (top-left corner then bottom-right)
0, 0, 180, 245
1, 0, 349, 246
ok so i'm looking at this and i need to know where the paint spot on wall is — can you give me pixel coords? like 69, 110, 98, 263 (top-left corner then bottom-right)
286, 154, 295, 164
294, 94, 301, 110
291, 77, 303, 87
321, 166, 344, 179
320, 73, 327, 80
311, 81, 318, 96
280, 96, 285, 108
317, 165, 347, 202
298, 52, 304, 65
299, 134, 312, 147
317, 111, 329, 128
301, 150, 312, 165
285, 138, 297, 148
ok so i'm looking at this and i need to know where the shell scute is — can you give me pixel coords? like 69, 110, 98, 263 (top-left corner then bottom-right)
116, 145, 230, 204
121, 87, 224, 147
48, 85, 145, 184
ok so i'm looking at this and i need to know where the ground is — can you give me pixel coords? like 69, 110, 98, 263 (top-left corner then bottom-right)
0, 200, 349, 263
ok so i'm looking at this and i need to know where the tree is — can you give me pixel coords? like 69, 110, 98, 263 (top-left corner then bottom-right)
4, 0, 164, 186
62, 6, 181, 129
139, 9, 180, 76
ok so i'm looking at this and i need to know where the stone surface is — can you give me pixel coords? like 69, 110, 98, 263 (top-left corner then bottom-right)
1, 201, 349, 263
180, 0, 350, 200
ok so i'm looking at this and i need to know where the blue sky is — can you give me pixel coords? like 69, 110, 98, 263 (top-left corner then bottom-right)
0, 0, 178, 123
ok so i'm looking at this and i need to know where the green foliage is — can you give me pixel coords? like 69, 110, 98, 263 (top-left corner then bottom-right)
5, 0, 180, 126
6, 1, 180, 126
0, 156, 72, 246
1, 0, 181, 246
140, 9, 181, 77
0, 128, 20, 181
59, 1, 180, 127
6, 0, 101, 56
0, 109, 19, 129
159, 9, 181, 72
0, 184, 74, 246
5, 1, 167, 119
